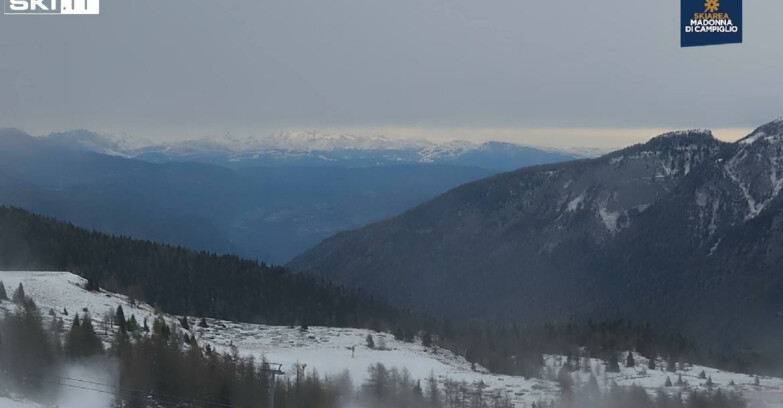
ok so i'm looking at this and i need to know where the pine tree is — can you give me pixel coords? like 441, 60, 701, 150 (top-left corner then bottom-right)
606, 353, 620, 373
413, 379, 423, 398
698, 370, 706, 379
706, 376, 713, 387
427, 372, 441, 408
625, 352, 635, 368
366, 334, 375, 349
80, 316, 103, 356
199, 317, 208, 328
85, 278, 100, 292
179, 316, 190, 330
648, 356, 656, 370
422, 331, 433, 348
665, 376, 672, 387
12, 283, 25, 304
115, 305, 127, 333
667, 356, 677, 372
557, 366, 573, 391
65, 314, 81, 357
394, 327, 404, 341
0, 281, 7, 301
128, 315, 139, 332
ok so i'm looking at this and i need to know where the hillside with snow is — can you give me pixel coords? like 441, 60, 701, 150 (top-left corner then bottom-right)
2, 271, 783, 407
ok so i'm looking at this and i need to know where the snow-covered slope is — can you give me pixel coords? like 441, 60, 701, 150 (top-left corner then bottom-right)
0, 396, 44, 408
2, 271, 782, 407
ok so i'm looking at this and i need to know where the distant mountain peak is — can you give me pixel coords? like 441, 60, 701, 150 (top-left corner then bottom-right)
738, 117, 783, 146
647, 129, 718, 147
653, 129, 713, 139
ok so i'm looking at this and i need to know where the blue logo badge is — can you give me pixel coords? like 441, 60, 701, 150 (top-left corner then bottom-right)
681, 0, 742, 47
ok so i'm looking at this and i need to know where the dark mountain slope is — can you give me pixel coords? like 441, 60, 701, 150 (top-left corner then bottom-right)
291, 131, 725, 316
290, 119, 783, 348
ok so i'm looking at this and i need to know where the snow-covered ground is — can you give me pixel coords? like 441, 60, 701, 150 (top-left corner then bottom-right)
2, 271, 783, 407
0, 396, 44, 408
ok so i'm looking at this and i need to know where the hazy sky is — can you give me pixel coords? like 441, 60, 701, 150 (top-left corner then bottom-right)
0, 0, 781, 149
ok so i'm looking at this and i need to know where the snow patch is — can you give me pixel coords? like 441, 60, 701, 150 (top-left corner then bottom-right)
598, 207, 621, 233
566, 193, 585, 212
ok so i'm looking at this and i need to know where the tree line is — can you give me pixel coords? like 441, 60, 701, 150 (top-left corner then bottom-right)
0, 291, 746, 408
0, 205, 777, 380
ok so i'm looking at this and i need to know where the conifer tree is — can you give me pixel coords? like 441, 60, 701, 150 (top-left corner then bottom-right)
0, 281, 7, 301
85, 278, 100, 292
12, 283, 25, 304
626, 352, 635, 368
80, 316, 103, 356
422, 331, 433, 348
115, 305, 127, 333
607, 353, 620, 373
698, 370, 706, 379
557, 366, 573, 391
665, 376, 672, 387
65, 314, 103, 357
366, 334, 375, 349
648, 356, 656, 370
199, 317, 208, 328
128, 315, 139, 332
667, 356, 677, 372
427, 372, 441, 408
394, 327, 404, 341
65, 314, 81, 356
179, 316, 189, 330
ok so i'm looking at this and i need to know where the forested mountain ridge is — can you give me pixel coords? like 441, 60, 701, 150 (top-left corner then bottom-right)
0, 206, 398, 327
290, 118, 783, 350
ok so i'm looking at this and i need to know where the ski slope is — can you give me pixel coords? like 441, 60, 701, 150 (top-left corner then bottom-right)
2, 271, 783, 407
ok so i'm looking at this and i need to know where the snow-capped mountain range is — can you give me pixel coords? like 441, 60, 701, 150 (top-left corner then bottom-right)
41, 130, 579, 171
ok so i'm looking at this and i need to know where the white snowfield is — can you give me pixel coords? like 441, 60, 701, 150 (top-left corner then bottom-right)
2, 271, 783, 407
0, 396, 43, 408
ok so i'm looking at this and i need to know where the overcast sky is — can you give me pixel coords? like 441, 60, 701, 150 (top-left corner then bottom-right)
0, 0, 781, 149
